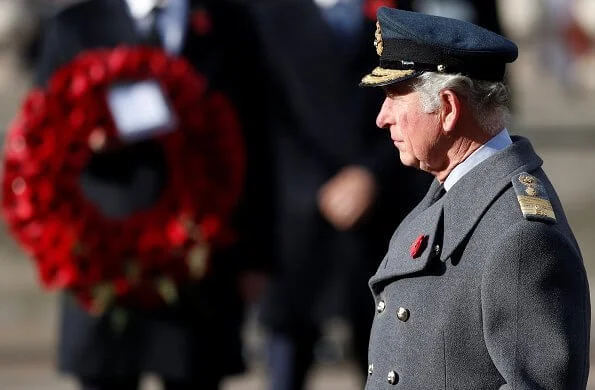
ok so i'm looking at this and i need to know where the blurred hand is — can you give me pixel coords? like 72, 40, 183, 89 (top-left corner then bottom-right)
238, 271, 269, 304
317, 165, 376, 231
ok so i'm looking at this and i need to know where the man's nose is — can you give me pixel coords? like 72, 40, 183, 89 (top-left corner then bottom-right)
375, 98, 391, 129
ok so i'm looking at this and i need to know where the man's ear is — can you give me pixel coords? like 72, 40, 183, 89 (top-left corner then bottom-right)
439, 89, 461, 134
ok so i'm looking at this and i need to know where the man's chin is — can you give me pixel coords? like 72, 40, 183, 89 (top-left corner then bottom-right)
399, 155, 420, 170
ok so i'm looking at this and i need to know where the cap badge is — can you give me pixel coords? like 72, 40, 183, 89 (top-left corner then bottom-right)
410, 234, 428, 259
374, 21, 383, 56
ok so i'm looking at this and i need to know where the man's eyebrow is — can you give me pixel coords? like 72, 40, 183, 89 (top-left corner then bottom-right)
382, 84, 410, 96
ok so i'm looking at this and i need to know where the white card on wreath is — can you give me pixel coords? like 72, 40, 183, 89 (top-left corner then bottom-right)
107, 80, 177, 143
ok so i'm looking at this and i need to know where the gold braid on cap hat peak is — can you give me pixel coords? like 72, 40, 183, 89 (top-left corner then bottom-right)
360, 67, 416, 87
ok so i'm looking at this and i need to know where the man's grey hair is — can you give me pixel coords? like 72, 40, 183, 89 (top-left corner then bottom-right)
412, 72, 512, 136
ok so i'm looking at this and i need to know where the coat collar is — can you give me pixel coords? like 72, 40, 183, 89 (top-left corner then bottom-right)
391, 178, 443, 237
369, 193, 445, 290
369, 136, 542, 289
440, 136, 543, 260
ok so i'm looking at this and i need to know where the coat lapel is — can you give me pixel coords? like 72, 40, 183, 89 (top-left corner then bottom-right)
385, 178, 443, 241
370, 190, 444, 289
112, 0, 140, 45
440, 136, 544, 260
70, 0, 139, 49
369, 136, 543, 290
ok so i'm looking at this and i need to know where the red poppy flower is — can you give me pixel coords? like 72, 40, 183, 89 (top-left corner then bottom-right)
166, 219, 191, 248
190, 8, 212, 36
410, 234, 428, 258
364, 0, 397, 21
114, 278, 133, 297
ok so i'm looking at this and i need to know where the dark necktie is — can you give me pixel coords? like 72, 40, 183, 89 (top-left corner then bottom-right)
145, 7, 163, 47
430, 183, 446, 205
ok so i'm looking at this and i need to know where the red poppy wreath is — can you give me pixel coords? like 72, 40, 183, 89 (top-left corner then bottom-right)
1, 46, 245, 313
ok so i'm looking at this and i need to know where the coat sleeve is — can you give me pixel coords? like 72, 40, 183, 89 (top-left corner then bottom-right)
33, 13, 71, 87
481, 221, 590, 389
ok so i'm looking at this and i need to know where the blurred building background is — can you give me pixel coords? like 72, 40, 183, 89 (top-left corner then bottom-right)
0, 0, 594, 389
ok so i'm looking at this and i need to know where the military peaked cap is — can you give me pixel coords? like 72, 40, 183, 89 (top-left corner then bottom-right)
361, 7, 518, 87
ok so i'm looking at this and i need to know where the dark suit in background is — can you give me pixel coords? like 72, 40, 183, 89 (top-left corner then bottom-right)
33, 0, 273, 389
246, 1, 431, 389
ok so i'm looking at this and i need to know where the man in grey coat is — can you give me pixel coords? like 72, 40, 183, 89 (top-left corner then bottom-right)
360, 7, 590, 389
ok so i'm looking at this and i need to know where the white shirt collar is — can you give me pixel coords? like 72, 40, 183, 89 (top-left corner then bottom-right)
125, 0, 165, 19
443, 128, 512, 192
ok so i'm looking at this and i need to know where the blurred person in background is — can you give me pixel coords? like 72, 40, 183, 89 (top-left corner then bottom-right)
397, 0, 504, 35
537, 0, 591, 93
397, 0, 516, 110
33, 0, 273, 389
246, 1, 431, 389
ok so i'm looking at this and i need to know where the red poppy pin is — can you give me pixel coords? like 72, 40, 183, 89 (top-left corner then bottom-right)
410, 234, 428, 258
190, 8, 213, 36
364, 0, 398, 21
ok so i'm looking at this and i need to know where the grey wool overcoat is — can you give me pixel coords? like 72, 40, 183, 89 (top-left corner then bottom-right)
365, 136, 590, 389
